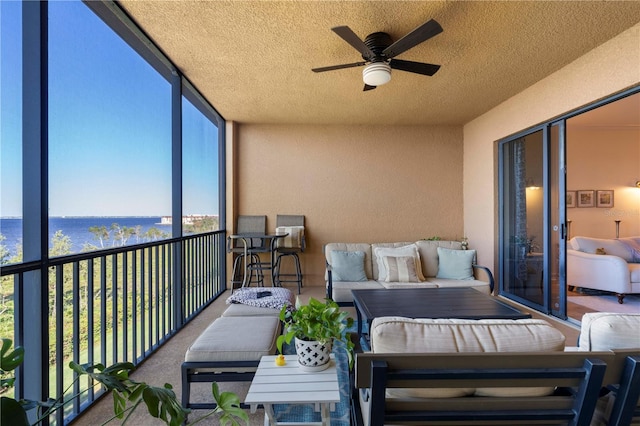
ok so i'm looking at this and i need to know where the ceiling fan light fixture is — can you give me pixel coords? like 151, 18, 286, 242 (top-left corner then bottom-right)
362, 62, 391, 86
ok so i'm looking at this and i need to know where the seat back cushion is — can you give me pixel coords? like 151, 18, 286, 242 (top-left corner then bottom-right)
370, 317, 565, 398
579, 312, 640, 351
325, 243, 372, 280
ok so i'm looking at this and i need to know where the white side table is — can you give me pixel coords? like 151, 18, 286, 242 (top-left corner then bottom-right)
245, 354, 340, 426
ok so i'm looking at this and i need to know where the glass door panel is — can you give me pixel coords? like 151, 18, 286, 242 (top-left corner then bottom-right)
500, 129, 545, 310
550, 123, 567, 318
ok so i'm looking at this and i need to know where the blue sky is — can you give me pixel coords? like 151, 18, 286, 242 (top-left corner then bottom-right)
1, 0, 218, 217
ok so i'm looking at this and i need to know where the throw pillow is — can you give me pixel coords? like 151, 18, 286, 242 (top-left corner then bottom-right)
275, 226, 304, 249
331, 250, 367, 282
383, 256, 420, 283
374, 244, 426, 281
436, 247, 476, 280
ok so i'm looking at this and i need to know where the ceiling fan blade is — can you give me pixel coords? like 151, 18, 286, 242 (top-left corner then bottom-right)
332, 26, 375, 60
312, 61, 366, 73
383, 19, 443, 59
363, 84, 376, 91
390, 59, 440, 76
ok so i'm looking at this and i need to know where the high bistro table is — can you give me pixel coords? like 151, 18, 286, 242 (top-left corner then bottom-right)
244, 354, 340, 426
228, 233, 287, 289
352, 287, 532, 346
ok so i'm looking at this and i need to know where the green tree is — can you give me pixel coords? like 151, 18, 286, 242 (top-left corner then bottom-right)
0, 235, 10, 265
49, 230, 72, 257
89, 225, 110, 248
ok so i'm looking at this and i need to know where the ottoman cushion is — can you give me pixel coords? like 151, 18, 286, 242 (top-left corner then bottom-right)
185, 316, 279, 363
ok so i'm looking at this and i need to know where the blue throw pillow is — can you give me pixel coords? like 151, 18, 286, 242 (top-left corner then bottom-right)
436, 247, 476, 280
331, 250, 367, 282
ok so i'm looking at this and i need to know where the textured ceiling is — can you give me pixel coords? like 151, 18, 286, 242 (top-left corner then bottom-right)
119, 1, 640, 125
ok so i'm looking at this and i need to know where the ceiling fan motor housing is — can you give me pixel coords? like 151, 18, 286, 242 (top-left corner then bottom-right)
363, 32, 393, 61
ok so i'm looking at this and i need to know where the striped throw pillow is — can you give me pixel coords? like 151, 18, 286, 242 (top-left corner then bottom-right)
383, 256, 420, 283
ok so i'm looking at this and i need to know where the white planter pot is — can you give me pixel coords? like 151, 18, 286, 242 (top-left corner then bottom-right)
294, 337, 332, 372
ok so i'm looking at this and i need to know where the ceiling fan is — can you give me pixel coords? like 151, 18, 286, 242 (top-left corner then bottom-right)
312, 19, 443, 91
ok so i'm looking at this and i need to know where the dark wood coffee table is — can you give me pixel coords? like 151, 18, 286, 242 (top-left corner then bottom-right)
351, 287, 531, 345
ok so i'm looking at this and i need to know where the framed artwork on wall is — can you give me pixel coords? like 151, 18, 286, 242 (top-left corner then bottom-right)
596, 190, 614, 208
566, 191, 576, 208
577, 190, 595, 207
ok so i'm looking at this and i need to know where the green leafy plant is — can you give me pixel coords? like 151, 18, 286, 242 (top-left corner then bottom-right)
276, 297, 354, 368
0, 338, 247, 426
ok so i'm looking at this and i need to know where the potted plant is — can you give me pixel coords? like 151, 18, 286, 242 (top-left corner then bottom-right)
276, 297, 354, 371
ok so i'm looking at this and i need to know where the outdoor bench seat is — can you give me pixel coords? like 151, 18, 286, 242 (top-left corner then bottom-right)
181, 315, 280, 410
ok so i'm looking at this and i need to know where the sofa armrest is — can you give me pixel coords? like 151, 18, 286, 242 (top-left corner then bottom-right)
472, 264, 495, 294
567, 249, 630, 293
326, 261, 333, 300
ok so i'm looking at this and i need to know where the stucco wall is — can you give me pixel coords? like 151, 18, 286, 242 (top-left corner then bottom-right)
230, 124, 464, 286
463, 23, 640, 275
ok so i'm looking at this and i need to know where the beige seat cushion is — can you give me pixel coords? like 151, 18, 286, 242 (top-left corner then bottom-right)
184, 316, 279, 363
579, 312, 640, 351
370, 317, 566, 398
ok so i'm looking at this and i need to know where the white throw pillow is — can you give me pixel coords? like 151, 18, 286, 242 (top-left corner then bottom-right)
374, 244, 426, 281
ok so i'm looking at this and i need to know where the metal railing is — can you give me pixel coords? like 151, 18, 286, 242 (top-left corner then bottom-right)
0, 230, 226, 424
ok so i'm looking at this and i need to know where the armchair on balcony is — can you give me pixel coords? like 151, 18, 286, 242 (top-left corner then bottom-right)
227, 215, 267, 290
273, 214, 305, 294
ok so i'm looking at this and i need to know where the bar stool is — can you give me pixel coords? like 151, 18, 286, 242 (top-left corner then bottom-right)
227, 215, 267, 290
273, 215, 304, 294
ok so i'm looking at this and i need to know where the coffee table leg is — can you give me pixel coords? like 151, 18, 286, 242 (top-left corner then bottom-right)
263, 403, 277, 426
320, 403, 330, 426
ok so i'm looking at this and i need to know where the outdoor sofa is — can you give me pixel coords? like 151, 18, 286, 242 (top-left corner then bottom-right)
324, 240, 494, 306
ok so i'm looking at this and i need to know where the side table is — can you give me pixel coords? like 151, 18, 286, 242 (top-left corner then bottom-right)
244, 354, 340, 426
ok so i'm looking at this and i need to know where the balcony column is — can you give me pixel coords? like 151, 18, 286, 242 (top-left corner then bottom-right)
21, 0, 48, 420
171, 70, 184, 326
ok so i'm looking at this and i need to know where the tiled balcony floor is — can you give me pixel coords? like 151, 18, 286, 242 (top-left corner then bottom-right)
72, 284, 578, 425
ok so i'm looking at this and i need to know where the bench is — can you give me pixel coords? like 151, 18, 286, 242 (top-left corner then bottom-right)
181, 315, 280, 410
353, 351, 614, 426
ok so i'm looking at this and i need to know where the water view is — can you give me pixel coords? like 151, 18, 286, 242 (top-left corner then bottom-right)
0, 216, 179, 259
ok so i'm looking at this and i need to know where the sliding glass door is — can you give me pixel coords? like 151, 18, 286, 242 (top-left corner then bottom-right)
499, 125, 567, 318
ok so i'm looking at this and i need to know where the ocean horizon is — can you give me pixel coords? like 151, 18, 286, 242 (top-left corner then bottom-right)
0, 216, 174, 258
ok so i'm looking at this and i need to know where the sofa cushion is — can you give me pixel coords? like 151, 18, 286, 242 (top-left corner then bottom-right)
578, 312, 640, 351
382, 255, 420, 283
331, 250, 367, 282
373, 243, 426, 281
425, 278, 491, 294
619, 237, 640, 262
415, 240, 463, 277
370, 317, 565, 398
436, 247, 476, 280
571, 236, 633, 262
329, 280, 384, 303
